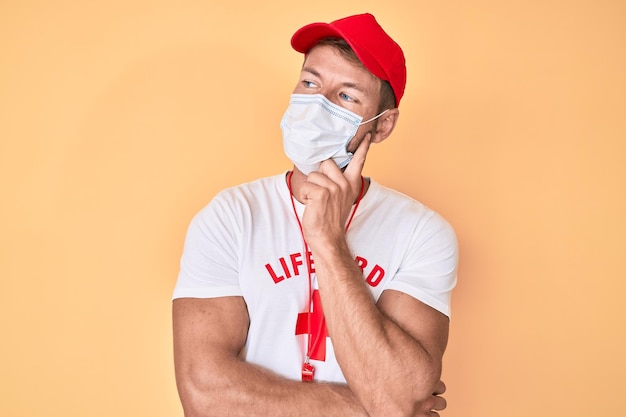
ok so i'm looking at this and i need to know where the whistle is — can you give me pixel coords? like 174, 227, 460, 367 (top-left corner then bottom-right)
301, 362, 315, 382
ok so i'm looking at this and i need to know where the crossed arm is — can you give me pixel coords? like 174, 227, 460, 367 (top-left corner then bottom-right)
173, 289, 448, 417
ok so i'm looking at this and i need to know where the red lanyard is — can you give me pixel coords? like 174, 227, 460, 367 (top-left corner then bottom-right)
286, 170, 366, 381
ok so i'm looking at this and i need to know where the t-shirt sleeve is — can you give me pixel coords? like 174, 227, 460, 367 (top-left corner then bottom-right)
385, 212, 458, 317
172, 195, 243, 300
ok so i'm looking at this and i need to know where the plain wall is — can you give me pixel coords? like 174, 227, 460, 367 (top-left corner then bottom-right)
1, 1, 624, 416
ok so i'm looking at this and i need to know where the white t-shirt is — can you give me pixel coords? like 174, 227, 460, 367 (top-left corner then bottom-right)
173, 172, 458, 383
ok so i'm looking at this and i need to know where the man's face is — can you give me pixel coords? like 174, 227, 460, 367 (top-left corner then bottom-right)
293, 44, 382, 153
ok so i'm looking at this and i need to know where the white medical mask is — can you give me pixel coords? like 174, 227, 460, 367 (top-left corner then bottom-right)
280, 93, 388, 175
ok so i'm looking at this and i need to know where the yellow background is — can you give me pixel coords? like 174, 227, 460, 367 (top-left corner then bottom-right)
1, 0, 624, 416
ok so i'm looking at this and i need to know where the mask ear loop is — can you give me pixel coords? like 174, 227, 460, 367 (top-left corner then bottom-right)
359, 109, 389, 126
287, 170, 366, 382
344, 109, 389, 157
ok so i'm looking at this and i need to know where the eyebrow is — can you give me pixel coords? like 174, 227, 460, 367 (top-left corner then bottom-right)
302, 66, 321, 78
301, 66, 367, 93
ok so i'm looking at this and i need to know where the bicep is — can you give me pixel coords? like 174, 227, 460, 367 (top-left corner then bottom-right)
377, 289, 449, 361
173, 296, 249, 383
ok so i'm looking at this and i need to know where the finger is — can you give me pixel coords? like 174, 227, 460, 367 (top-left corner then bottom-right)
298, 180, 322, 204
315, 159, 352, 198
343, 132, 371, 184
307, 162, 344, 193
433, 380, 447, 395
432, 394, 447, 411
317, 158, 343, 180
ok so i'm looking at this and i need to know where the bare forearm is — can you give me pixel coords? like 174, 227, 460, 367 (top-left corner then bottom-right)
312, 242, 441, 416
178, 356, 369, 417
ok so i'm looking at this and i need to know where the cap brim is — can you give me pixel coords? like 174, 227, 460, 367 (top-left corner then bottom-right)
291, 23, 345, 53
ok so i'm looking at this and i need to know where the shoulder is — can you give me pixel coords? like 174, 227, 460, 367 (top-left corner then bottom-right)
197, 172, 288, 215
214, 172, 286, 202
366, 179, 457, 246
368, 180, 453, 224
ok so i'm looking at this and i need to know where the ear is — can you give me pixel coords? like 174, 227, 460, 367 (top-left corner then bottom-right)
371, 108, 400, 144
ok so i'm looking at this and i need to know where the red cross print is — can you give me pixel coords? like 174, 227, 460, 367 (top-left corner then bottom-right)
295, 289, 329, 361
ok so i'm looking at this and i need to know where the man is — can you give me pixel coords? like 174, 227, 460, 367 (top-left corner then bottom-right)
172, 13, 458, 417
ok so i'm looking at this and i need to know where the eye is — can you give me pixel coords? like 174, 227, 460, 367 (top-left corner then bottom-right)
340, 92, 354, 102
302, 80, 318, 88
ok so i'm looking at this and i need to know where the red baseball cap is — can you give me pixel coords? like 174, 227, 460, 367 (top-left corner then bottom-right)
291, 13, 406, 107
